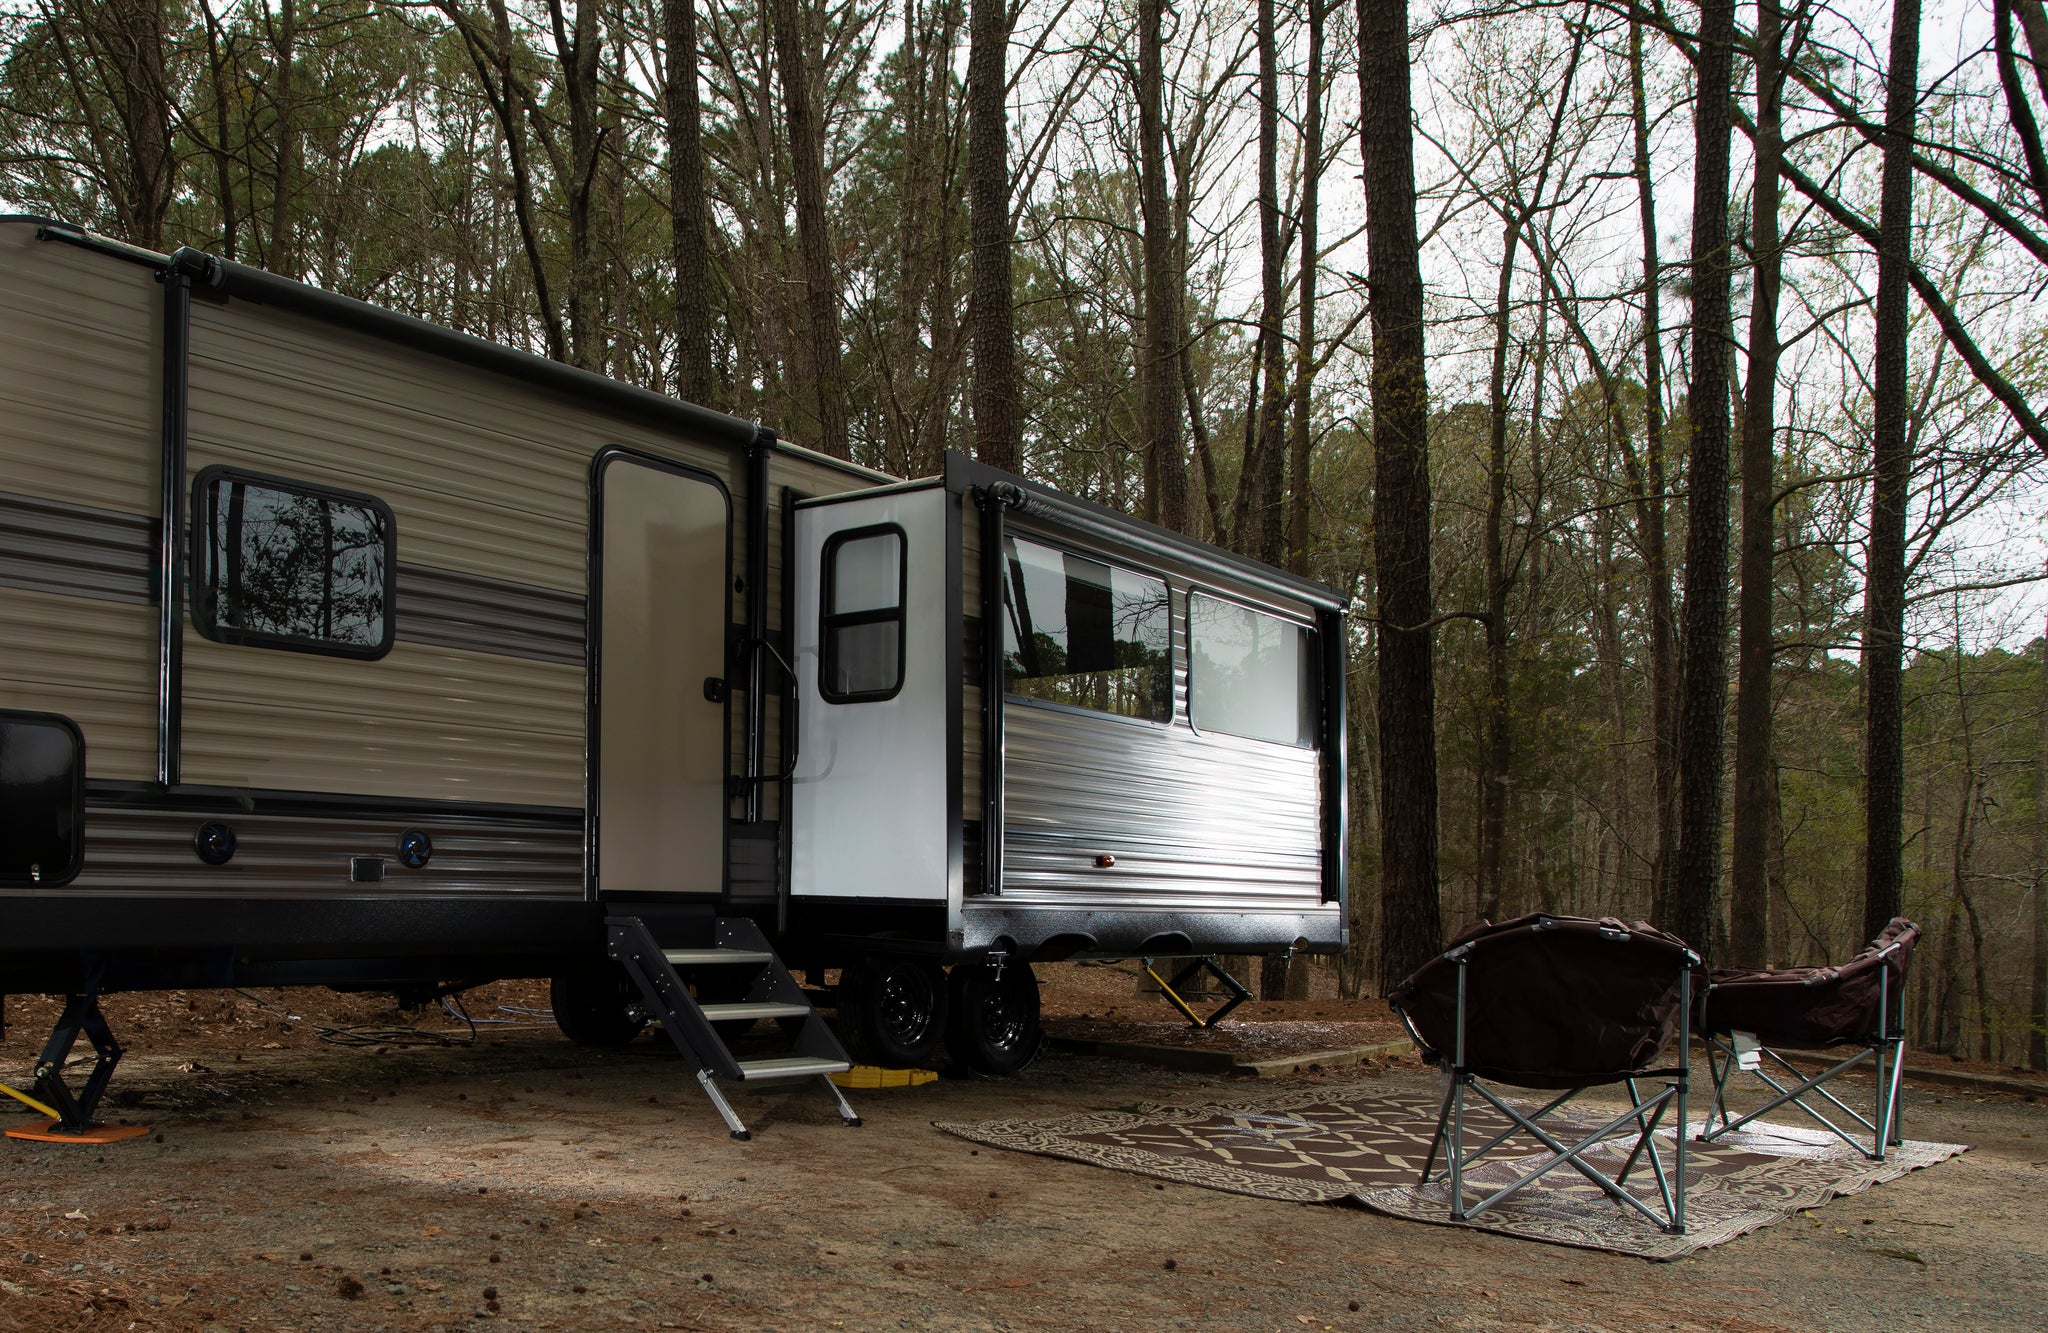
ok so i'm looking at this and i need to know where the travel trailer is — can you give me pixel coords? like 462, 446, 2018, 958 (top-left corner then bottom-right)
0, 216, 1347, 1135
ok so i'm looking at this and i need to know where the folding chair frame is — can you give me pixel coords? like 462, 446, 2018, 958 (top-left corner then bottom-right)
1697, 939, 1908, 1162
1406, 943, 1692, 1235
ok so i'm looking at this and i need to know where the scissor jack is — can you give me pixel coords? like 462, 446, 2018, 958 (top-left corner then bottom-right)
4, 993, 150, 1144
1142, 956, 1252, 1028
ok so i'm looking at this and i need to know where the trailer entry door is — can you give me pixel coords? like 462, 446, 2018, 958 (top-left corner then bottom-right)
789, 486, 948, 904
592, 455, 731, 897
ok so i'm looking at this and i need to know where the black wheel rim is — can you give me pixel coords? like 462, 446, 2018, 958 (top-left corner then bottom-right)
875, 967, 938, 1047
978, 977, 1027, 1051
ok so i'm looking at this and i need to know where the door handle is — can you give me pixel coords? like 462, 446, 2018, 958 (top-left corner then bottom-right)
702, 676, 728, 704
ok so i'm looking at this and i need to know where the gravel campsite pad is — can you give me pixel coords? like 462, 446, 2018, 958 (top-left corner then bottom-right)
1, 973, 2044, 1332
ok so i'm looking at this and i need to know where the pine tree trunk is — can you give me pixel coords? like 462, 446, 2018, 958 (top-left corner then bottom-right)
1358, 0, 1441, 992
968, 0, 1019, 472
1731, 0, 1784, 968
103, 0, 174, 251
551, 0, 602, 371
1286, 0, 1325, 576
666, 0, 718, 408
1673, 0, 1738, 960
2033, 637, 2048, 1069
1864, 0, 1921, 940
771, 0, 851, 457
1767, 756, 1792, 966
266, 0, 297, 276
1477, 213, 1520, 926
1249, 0, 1288, 566
1629, 12, 1680, 928
1137, 0, 1190, 532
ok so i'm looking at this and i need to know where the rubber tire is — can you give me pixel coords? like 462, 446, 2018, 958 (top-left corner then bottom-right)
944, 960, 1044, 1076
549, 965, 648, 1048
838, 957, 949, 1068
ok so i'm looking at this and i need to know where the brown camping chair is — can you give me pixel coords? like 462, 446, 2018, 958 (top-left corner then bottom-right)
1697, 918, 1918, 1161
1389, 914, 1700, 1234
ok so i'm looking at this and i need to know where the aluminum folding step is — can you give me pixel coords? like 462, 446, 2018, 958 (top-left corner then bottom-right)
663, 948, 774, 966
700, 1001, 813, 1022
737, 1055, 854, 1080
608, 914, 861, 1141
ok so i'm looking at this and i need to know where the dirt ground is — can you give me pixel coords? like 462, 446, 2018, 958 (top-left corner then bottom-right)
1, 967, 2043, 1333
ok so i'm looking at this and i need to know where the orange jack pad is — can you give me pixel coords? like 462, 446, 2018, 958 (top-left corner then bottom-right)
5, 1120, 152, 1145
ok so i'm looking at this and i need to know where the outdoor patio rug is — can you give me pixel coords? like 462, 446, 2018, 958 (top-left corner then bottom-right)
936, 1083, 1965, 1260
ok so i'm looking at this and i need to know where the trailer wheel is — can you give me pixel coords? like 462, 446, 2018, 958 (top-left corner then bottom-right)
945, 961, 1044, 1076
838, 957, 949, 1068
549, 966, 648, 1048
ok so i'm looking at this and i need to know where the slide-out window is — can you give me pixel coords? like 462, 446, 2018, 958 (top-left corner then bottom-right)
1001, 534, 1171, 722
1188, 592, 1315, 747
190, 466, 395, 659
821, 525, 906, 702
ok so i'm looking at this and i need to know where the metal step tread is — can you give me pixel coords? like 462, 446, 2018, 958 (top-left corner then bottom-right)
663, 948, 774, 966
736, 1056, 851, 1081
699, 1001, 813, 1021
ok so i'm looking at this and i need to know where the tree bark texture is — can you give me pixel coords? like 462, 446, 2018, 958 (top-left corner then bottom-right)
1478, 213, 1520, 926
666, 0, 718, 409
1137, 0, 1190, 532
1246, 0, 1288, 566
1358, 0, 1441, 992
1630, 11, 1681, 928
1864, 0, 1920, 942
771, 0, 851, 457
548, 0, 603, 371
2033, 634, 2047, 1070
1731, 0, 1784, 969
85, 0, 175, 251
1674, 0, 1737, 960
1996, 0, 2048, 214
265, 0, 297, 275
968, 0, 1020, 472
1287, 0, 1325, 577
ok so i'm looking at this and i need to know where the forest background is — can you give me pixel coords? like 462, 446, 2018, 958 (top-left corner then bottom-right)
3, 0, 2046, 1068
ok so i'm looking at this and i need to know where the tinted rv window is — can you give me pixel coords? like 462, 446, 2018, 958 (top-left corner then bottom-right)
191, 467, 395, 659
1188, 593, 1314, 747
1001, 535, 1171, 722
821, 526, 905, 702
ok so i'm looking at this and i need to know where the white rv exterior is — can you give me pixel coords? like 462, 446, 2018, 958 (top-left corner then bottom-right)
0, 216, 1347, 1073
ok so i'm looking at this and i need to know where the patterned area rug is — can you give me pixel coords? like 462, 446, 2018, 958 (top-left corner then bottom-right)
936, 1083, 1965, 1260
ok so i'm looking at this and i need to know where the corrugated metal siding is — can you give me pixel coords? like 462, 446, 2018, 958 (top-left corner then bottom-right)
396, 562, 585, 665
186, 299, 741, 594
0, 583, 157, 780
0, 223, 159, 516
1000, 702, 1324, 909
0, 490, 154, 602
68, 804, 581, 897
180, 630, 584, 805
181, 294, 745, 806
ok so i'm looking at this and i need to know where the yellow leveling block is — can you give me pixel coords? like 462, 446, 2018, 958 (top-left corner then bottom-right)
829, 1066, 939, 1089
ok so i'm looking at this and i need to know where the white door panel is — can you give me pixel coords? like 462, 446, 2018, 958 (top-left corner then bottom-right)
791, 488, 947, 901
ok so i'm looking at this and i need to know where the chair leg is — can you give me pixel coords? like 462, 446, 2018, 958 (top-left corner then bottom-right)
1618, 1078, 1676, 1223
1448, 1075, 1466, 1218
1421, 1076, 1456, 1185
1880, 1036, 1908, 1155
1461, 1080, 1679, 1230
1698, 1036, 1738, 1142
